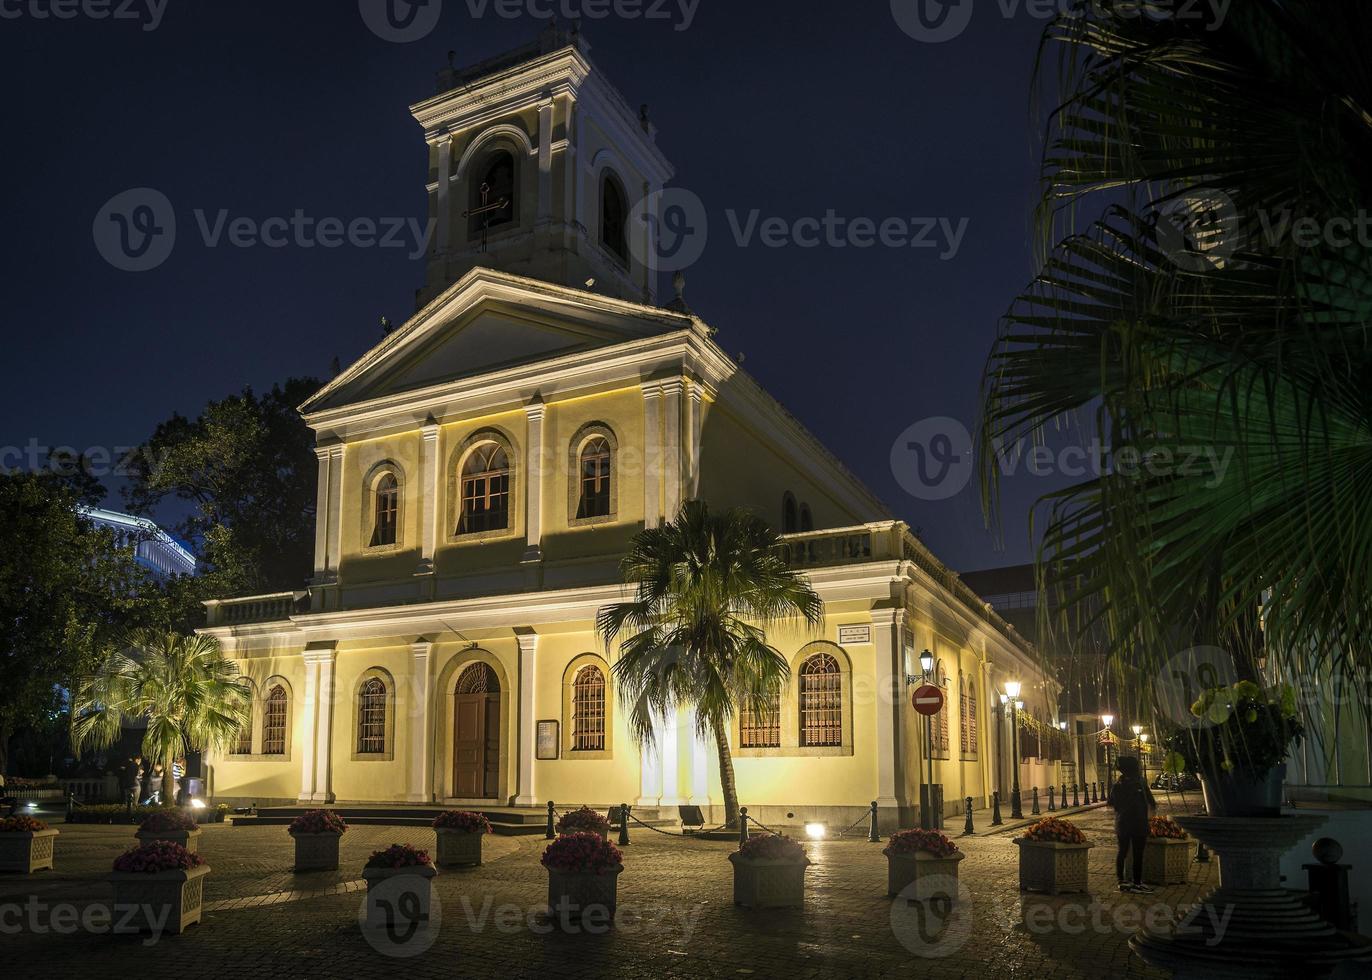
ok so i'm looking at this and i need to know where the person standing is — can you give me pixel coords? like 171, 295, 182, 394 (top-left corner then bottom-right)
122, 756, 143, 808
171, 757, 186, 805
1108, 755, 1157, 893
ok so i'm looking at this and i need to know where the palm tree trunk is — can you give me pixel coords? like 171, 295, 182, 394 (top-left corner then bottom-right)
712, 724, 740, 827
163, 751, 177, 807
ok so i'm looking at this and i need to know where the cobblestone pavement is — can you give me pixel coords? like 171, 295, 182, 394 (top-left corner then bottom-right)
1, 804, 1217, 978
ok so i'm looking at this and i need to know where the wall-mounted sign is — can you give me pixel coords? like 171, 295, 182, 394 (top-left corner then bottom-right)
838, 624, 872, 645
536, 720, 559, 760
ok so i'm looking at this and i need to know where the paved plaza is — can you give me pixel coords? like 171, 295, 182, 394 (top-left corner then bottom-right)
2, 803, 1216, 978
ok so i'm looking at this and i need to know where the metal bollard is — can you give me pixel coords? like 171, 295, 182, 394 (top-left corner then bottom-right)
66, 792, 75, 821
618, 803, 631, 846
991, 791, 1004, 826
1091, 782, 1099, 803
963, 796, 974, 835
1072, 783, 1080, 807
1061, 783, 1068, 809
545, 800, 556, 839
1196, 839, 1211, 863
1031, 786, 1041, 815
1047, 785, 1056, 811
868, 800, 879, 843
738, 806, 750, 845
1011, 787, 1024, 820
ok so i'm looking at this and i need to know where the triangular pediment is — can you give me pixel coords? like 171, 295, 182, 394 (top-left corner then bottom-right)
302, 269, 691, 415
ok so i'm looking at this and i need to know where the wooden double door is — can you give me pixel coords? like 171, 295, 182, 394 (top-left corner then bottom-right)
452, 664, 500, 799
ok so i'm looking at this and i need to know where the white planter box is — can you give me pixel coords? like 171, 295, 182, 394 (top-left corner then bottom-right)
108, 863, 210, 935
0, 829, 59, 873
435, 828, 484, 867
136, 828, 202, 853
886, 849, 965, 900
1142, 837, 1191, 885
546, 865, 623, 919
1014, 839, 1093, 895
729, 854, 808, 909
291, 831, 342, 871
361, 864, 437, 931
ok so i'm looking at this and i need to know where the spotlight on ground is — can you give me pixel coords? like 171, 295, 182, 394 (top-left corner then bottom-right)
805, 822, 826, 840
190, 798, 206, 809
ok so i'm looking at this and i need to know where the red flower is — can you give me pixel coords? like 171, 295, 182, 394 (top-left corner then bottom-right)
541, 832, 623, 874
288, 809, 348, 836
112, 841, 206, 874
884, 828, 958, 858
1022, 817, 1087, 844
1149, 816, 1188, 840
736, 834, 809, 863
432, 810, 492, 833
139, 810, 198, 833
365, 843, 432, 870
555, 806, 611, 835
0, 816, 49, 833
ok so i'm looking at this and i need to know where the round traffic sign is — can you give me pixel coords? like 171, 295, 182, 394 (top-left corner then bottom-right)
912, 685, 944, 716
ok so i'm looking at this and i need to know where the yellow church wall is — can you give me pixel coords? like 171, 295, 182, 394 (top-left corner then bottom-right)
337, 431, 424, 585
210, 647, 307, 804
328, 641, 417, 803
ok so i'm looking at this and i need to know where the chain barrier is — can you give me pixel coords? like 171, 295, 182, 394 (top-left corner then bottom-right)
626, 811, 732, 838
833, 811, 871, 839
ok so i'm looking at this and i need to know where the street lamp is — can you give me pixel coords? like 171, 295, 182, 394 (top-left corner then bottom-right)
918, 649, 938, 830
1006, 682, 1023, 819
1101, 713, 1115, 789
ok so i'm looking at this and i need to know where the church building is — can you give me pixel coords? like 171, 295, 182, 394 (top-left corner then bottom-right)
200, 28, 1063, 830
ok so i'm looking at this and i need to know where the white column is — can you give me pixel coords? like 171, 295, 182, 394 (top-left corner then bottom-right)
637, 735, 662, 809
523, 400, 545, 564
687, 384, 704, 498
408, 641, 434, 803
687, 705, 712, 806
515, 630, 538, 806
417, 423, 440, 575
659, 708, 682, 806
870, 610, 903, 811
308, 648, 338, 804
537, 97, 554, 224
297, 657, 319, 802
642, 384, 662, 529
312, 448, 331, 580
435, 133, 453, 255
326, 446, 344, 580
661, 379, 683, 519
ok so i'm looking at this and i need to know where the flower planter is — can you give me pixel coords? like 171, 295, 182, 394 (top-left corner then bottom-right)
136, 828, 201, 853
1142, 837, 1191, 886
1014, 839, 1093, 895
108, 864, 210, 934
1200, 765, 1285, 818
291, 831, 341, 871
0, 829, 59, 873
435, 828, 484, 868
546, 865, 623, 919
729, 854, 808, 909
886, 850, 965, 900
361, 865, 437, 931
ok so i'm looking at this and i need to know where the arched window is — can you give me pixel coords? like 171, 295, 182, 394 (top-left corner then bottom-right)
571, 665, 607, 752
576, 437, 612, 520
600, 173, 629, 263
934, 662, 950, 755
459, 443, 511, 534
371, 473, 399, 547
357, 678, 388, 754
739, 690, 781, 749
799, 653, 843, 747
232, 680, 255, 755
262, 685, 288, 756
959, 673, 970, 755
782, 493, 798, 534
799, 503, 814, 532
967, 676, 979, 756
467, 149, 517, 240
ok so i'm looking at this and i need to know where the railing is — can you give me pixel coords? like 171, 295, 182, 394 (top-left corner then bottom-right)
204, 591, 306, 628
778, 522, 1032, 656
59, 776, 119, 803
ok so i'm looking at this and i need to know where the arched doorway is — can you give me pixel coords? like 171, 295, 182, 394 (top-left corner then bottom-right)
453, 663, 500, 799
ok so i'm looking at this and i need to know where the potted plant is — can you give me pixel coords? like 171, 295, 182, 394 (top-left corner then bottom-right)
1014, 817, 1092, 895
432, 810, 492, 867
541, 832, 624, 920
361, 843, 437, 932
1142, 816, 1191, 886
555, 806, 611, 839
729, 834, 810, 909
1163, 682, 1305, 817
288, 809, 348, 871
108, 841, 210, 934
136, 809, 202, 852
0, 815, 59, 874
883, 827, 965, 900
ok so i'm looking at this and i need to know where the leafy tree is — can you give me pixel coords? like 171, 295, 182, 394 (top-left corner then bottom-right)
598, 500, 823, 827
70, 631, 250, 805
122, 378, 322, 609
0, 470, 147, 776
980, 2, 1372, 720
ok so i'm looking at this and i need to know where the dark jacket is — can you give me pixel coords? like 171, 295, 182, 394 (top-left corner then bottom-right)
1108, 776, 1155, 835
121, 762, 142, 790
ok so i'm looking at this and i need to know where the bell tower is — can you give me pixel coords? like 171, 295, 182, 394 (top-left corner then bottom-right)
411, 27, 675, 309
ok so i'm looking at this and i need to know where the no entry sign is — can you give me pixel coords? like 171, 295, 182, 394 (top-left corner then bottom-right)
912, 685, 944, 716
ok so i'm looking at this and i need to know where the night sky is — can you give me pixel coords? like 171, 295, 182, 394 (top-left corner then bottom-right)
2, 0, 1069, 573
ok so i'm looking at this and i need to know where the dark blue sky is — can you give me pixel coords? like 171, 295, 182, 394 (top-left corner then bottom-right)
1, 0, 1069, 573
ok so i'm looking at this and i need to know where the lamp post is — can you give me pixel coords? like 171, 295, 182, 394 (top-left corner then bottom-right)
1006, 681, 1023, 819
1139, 731, 1149, 785
1102, 713, 1115, 789
919, 649, 936, 829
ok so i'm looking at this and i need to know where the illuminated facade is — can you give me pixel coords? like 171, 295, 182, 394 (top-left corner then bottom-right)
199, 32, 1063, 828
82, 507, 197, 580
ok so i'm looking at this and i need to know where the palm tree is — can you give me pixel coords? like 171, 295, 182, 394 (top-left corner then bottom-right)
980, 3, 1372, 726
72, 631, 250, 806
598, 500, 823, 827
